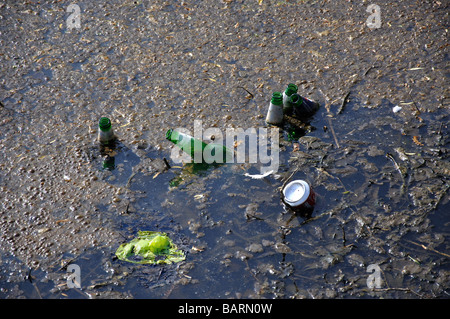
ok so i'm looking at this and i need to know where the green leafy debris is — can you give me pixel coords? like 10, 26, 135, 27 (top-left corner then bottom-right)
115, 231, 185, 264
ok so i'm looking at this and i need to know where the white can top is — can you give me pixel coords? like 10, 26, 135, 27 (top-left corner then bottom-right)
282, 180, 310, 207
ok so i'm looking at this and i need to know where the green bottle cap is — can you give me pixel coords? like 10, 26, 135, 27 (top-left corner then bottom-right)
99, 117, 112, 131
271, 92, 283, 105
285, 83, 298, 96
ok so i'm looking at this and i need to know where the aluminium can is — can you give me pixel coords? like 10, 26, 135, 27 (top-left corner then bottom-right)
282, 179, 316, 211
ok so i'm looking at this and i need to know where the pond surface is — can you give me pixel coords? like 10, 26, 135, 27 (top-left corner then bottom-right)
0, 0, 449, 299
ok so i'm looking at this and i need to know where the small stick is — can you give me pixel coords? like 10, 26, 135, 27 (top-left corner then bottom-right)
163, 157, 171, 170
126, 171, 137, 188
337, 91, 350, 115
317, 86, 340, 148
407, 89, 421, 115
237, 86, 254, 99
364, 65, 374, 76
405, 240, 450, 258
341, 225, 346, 247
279, 168, 299, 193
327, 117, 340, 148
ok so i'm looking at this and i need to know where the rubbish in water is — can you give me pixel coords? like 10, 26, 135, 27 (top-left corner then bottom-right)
282, 83, 298, 115
392, 105, 402, 113
282, 179, 316, 212
166, 129, 233, 164
265, 92, 284, 126
290, 93, 320, 118
98, 117, 116, 145
97, 117, 117, 170
168, 162, 212, 188
244, 170, 274, 180
102, 154, 115, 170
115, 231, 185, 264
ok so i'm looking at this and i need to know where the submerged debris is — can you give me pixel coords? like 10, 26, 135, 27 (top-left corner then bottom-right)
115, 231, 185, 265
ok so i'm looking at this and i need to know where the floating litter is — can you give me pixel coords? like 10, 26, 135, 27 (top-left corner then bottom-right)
115, 231, 185, 265
392, 105, 402, 113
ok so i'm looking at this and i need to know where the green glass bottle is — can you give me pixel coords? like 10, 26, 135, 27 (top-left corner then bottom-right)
265, 92, 284, 126
98, 117, 116, 145
166, 129, 207, 162
166, 129, 233, 164
290, 93, 320, 118
282, 83, 298, 114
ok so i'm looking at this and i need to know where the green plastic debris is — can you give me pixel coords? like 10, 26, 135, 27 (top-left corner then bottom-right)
115, 231, 185, 264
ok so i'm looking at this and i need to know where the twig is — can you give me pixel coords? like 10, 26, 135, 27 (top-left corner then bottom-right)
341, 225, 346, 247
279, 167, 299, 194
237, 86, 254, 99
32, 281, 43, 299
364, 65, 374, 76
407, 89, 421, 115
57, 258, 76, 271
317, 86, 340, 148
244, 258, 260, 283
317, 87, 331, 113
126, 171, 137, 188
385, 153, 407, 177
386, 152, 407, 195
327, 117, 340, 148
163, 157, 171, 170
299, 210, 332, 225
337, 91, 350, 115
405, 240, 450, 258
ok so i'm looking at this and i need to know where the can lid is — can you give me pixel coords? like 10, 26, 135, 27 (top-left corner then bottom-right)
282, 180, 310, 207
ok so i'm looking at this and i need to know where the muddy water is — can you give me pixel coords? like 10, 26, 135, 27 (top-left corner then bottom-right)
0, 0, 449, 299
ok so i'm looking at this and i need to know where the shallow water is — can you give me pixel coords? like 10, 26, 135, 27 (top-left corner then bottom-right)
0, 0, 449, 299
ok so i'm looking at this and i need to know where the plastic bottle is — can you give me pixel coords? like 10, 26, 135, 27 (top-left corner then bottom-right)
290, 93, 319, 118
282, 83, 298, 115
265, 92, 284, 126
166, 129, 232, 164
98, 117, 116, 145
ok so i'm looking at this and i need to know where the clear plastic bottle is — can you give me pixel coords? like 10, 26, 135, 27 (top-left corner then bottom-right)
282, 83, 298, 115
265, 92, 284, 126
98, 117, 116, 145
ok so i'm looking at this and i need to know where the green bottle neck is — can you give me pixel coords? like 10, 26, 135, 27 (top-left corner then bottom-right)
271, 92, 283, 105
284, 83, 298, 96
99, 117, 112, 132
290, 93, 303, 106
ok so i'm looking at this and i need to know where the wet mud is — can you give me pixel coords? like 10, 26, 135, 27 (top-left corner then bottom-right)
0, 0, 449, 298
